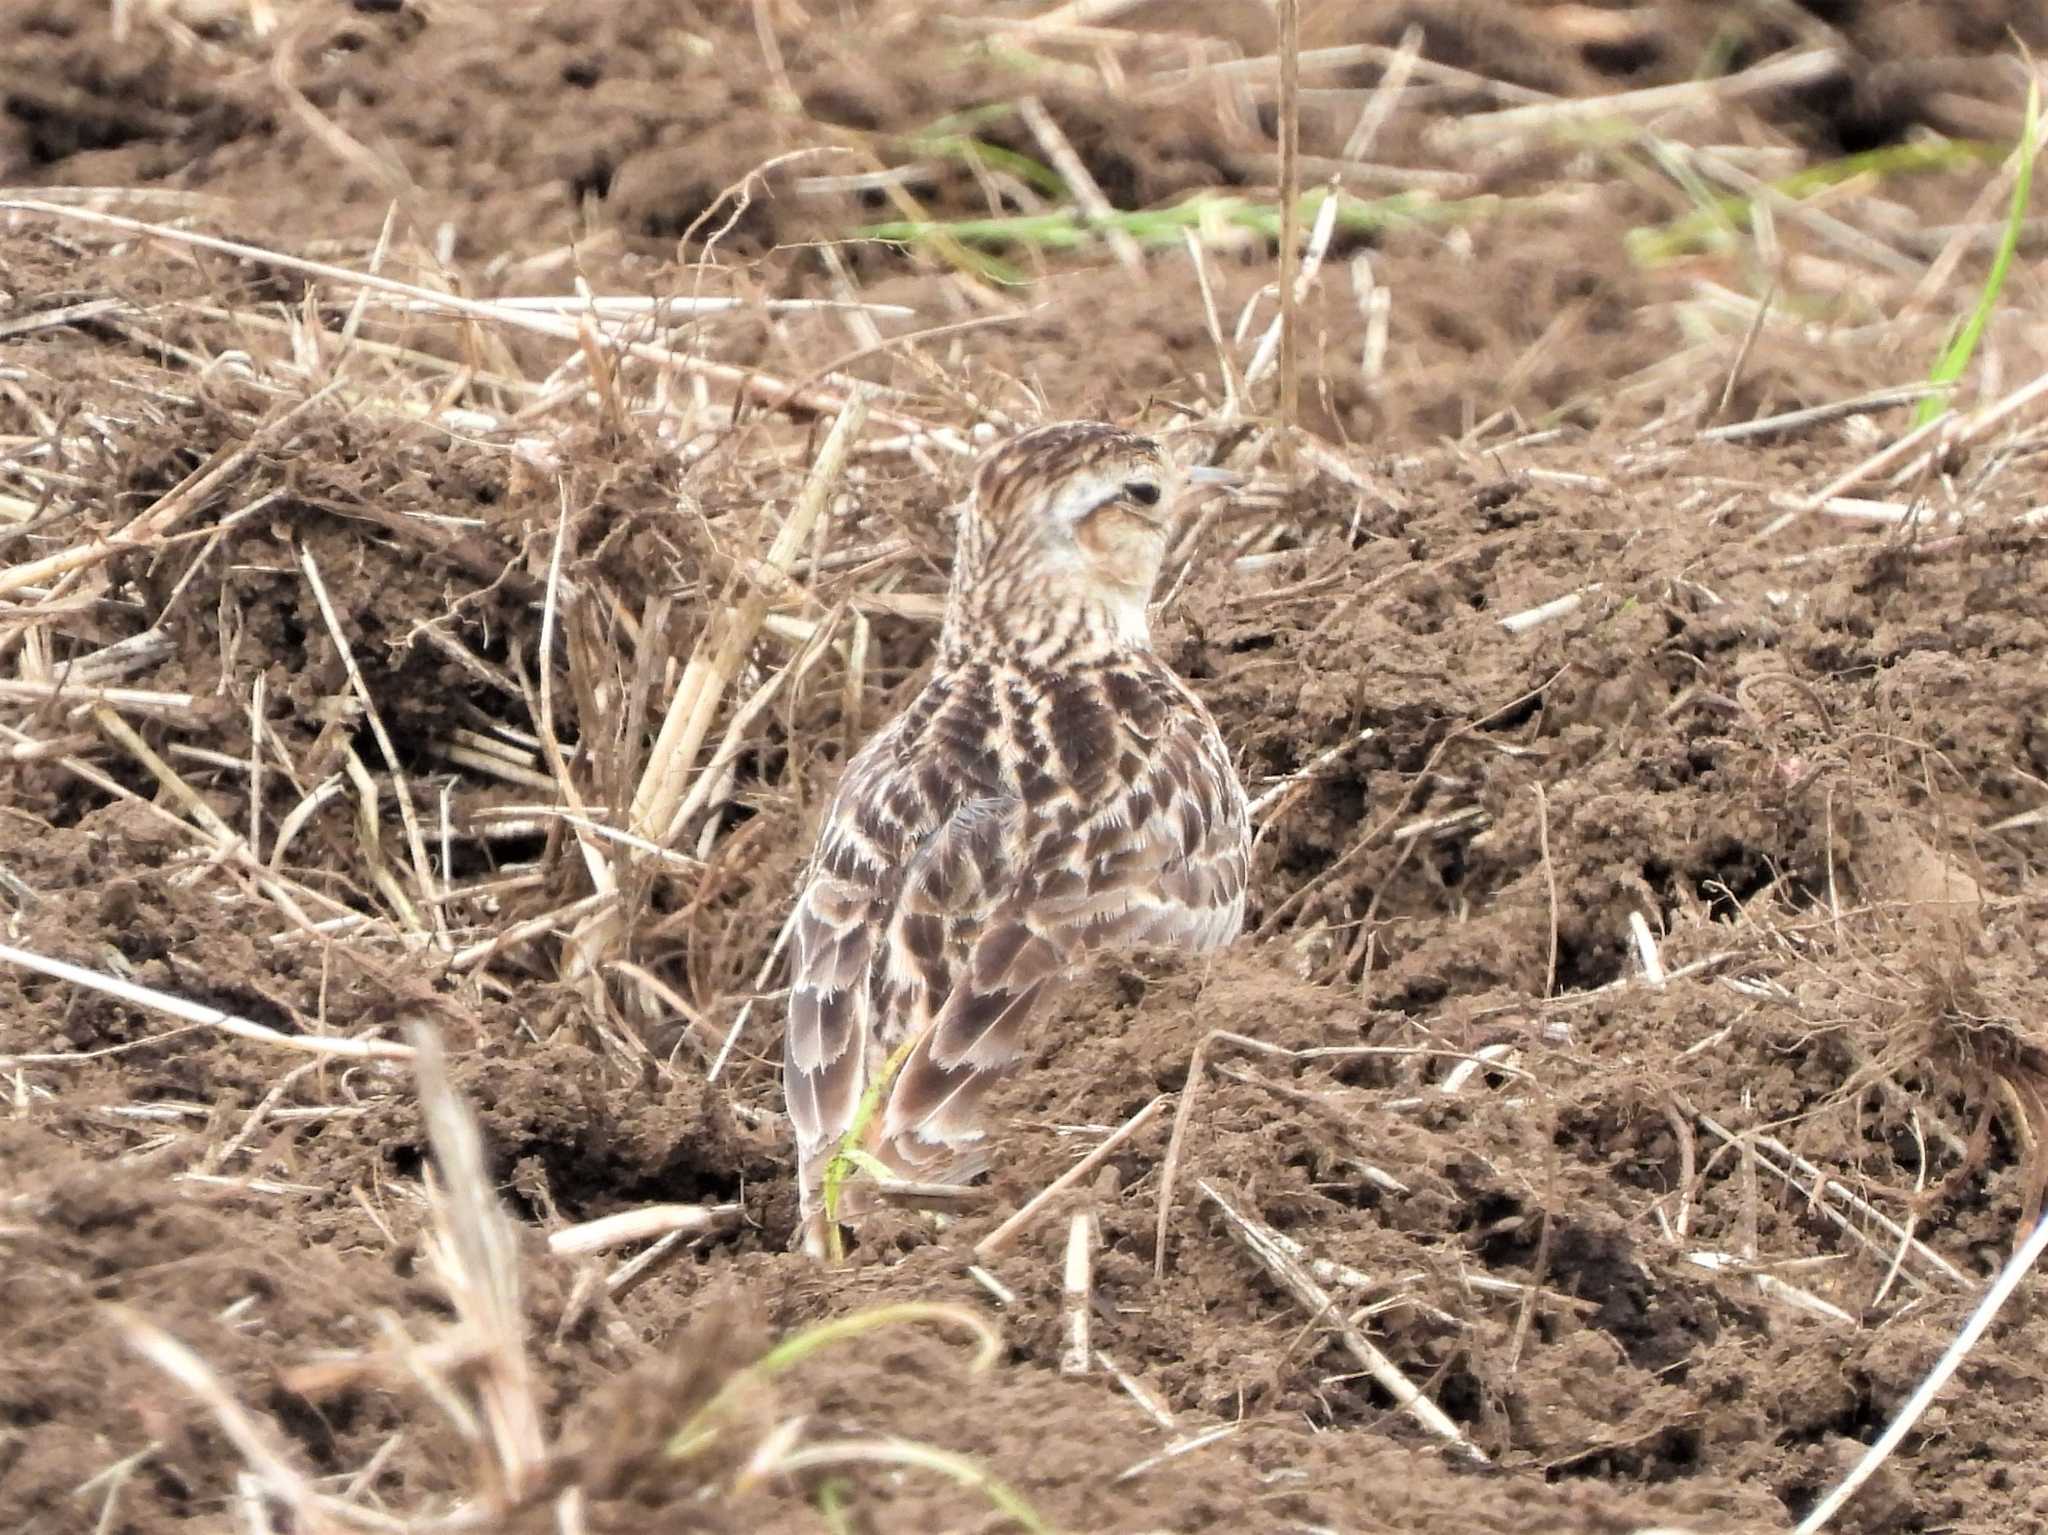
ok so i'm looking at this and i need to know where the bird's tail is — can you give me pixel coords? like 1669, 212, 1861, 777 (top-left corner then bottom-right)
792, 1122, 993, 1257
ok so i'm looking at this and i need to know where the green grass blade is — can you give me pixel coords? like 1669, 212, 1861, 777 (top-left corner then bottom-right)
1626, 140, 2001, 266
1915, 81, 2040, 425
776, 1440, 1050, 1533
911, 133, 1067, 199
820, 1031, 924, 1243
751, 1302, 1002, 1377
816, 1479, 855, 1535
854, 187, 1513, 265
666, 1301, 1001, 1459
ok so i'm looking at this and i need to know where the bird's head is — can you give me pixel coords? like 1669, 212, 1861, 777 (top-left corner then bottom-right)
946, 421, 1207, 655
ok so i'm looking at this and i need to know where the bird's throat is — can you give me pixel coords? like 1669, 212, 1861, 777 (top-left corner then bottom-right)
942, 570, 1153, 664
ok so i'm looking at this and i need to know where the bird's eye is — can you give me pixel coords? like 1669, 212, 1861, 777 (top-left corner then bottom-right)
1125, 481, 1161, 507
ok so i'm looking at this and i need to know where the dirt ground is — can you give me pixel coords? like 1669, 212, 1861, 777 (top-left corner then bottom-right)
4, 1, 2048, 1532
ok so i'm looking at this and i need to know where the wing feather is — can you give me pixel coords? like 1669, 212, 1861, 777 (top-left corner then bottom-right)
781, 743, 893, 1182
786, 655, 1250, 1218
781, 688, 1016, 1216
876, 671, 1249, 1175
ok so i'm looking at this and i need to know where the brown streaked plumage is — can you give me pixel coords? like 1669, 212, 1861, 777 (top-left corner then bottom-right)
781, 420, 1250, 1251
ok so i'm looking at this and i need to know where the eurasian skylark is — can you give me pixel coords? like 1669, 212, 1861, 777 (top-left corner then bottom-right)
782, 421, 1251, 1252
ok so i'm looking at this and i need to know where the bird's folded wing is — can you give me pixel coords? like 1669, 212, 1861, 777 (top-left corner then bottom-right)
880, 705, 1249, 1163
783, 732, 912, 1174
783, 723, 1019, 1185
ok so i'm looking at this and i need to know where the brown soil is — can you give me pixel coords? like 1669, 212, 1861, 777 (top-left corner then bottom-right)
5, 2, 2048, 1532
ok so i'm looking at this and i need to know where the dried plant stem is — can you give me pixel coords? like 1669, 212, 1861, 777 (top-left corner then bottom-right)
1182, 228, 1246, 415
1059, 1209, 1097, 1376
631, 389, 868, 841
1154, 1028, 1244, 1276
1629, 911, 1667, 984
1340, 23, 1422, 160
0, 677, 197, 715
547, 1203, 741, 1258
1795, 1211, 2048, 1533
299, 543, 448, 945
0, 941, 411, 1062
662, 604, 845, 846
975, 1094, 1165, 1259
1018, 0, 1149, 31
1701, 383, 1938, 443
1767, 409, 1956, 531
0, 384, 336, 599
1113, 1424, 1239, 1484
1094, 1348, 1176, 1429
1248, 726, 1377, 821
1900, 118, 2043, 320
409, 1023, 548, 1501
529, 485, 626, 1003
1534, 782, 1559, 997
1161, 41, 1550, 106
111, 1308, 369, 1532
1695, 1116, 1967, 1288
1747, 1127, 1972, 1287
1500, 585, 1600, 634
0, 202, 929, 434
708, 901, 801, 1082
1432, 47, 1842, 148
1276, 0, 1301, 482
448, 890, 616, 974
1896, 355, 2048, 476
92, 707, 327, 929
1202, 1182, 1489, 1463
1018, 95, 1143, 274
1683, 1249, 1856, 1325
1242, 187, 1340, 392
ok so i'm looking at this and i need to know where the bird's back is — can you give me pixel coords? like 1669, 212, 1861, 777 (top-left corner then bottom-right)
782, 641, 1249, 1221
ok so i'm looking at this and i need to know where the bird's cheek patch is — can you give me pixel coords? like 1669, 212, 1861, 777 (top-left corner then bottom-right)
1076, 506, 1166, 587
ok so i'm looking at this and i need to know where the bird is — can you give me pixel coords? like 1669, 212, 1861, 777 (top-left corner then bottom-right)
780, 420, 1251, 1256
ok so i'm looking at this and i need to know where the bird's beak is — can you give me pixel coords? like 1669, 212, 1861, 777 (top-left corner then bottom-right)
1186, 466, 1244, 489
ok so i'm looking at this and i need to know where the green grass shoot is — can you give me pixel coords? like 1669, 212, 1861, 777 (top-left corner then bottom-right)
1627, 139, 2002, 266
1914, 80, 2040, 426
817, 1479, 855, 1535
819, 1031, 924, 1260
665, 1300, 1001, 1459
777, 1441, 1050, 1533
855, 186, 1512, 264
909, 132, 1067, 200
663, 1301, 1036, 1531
